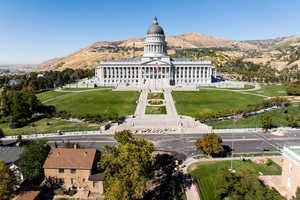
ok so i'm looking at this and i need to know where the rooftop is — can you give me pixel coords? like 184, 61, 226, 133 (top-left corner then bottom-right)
43, 148, 97, 170
283, 146, 300, 165
15, 189, 41, 200
0, 146, 24, 164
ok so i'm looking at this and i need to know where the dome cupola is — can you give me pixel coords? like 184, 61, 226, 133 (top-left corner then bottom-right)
143, 17, 168, 57
147, 17, 165, 35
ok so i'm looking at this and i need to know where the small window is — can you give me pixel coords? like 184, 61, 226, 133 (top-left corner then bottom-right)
93, 181, 99, 188
58, 178, 64, 185
70, 169, 76, 174
58, 168, 64, 173
82, 178, 86, 182
71, 178, 77, 184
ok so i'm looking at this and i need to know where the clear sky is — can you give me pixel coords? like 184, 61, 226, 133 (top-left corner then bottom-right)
1, 0, 300, 64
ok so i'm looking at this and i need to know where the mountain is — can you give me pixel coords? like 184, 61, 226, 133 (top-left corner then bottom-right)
34, 33, 300, 71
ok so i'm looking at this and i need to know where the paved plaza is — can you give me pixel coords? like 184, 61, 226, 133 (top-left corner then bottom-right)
110, 88, 212, 134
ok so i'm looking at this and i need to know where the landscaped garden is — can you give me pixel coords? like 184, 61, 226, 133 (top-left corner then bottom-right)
188, 160, 282, 200
148, 99, 164, 105
207, 104, 300, 128
145, 106, 167, 114
37, 90, 140, 117
172, 90, 263, 117
147, 92, 164, 99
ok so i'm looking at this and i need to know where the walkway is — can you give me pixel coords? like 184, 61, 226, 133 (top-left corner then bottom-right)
201, 84, 270, 98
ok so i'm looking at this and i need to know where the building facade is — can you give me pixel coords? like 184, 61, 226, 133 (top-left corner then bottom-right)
43, 148, 104, 195
282, 146, 300, 199
91, 17, 216, 88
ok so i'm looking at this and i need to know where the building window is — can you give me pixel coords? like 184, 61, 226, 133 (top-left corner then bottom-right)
93, 181, 99, 188
70, 169, 76, 174
289, 163, 293, 172
58, 178, 65, 185
82, 178, 86, 182
71, 178, 77, 184
58, 168, 64, 173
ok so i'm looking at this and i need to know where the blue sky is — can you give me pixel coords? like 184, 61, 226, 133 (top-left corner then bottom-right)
1, 0, 300, 64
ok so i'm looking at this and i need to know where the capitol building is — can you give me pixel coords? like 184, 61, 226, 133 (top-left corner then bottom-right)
73, 17, 217, 89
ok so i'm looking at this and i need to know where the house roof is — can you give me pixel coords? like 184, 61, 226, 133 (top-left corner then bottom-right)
0, 146, 24, 164
43, 148, 97, 169
15, 189, 41, 200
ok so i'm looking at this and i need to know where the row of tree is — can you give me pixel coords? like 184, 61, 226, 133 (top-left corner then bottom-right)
1, 68, 94, 92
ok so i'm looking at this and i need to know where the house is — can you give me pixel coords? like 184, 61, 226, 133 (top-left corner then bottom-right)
43, 148, 104, 194
0, 144, 24, 187
260, 146, 300, 199
282, 146, 300, 199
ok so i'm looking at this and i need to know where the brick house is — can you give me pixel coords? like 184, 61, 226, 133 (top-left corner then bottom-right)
43, 148, 104, 194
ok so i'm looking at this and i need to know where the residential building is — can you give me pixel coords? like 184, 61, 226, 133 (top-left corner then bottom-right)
43, 148, 104, 194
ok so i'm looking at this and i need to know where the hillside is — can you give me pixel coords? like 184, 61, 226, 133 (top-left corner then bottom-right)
34, 33, 300, 71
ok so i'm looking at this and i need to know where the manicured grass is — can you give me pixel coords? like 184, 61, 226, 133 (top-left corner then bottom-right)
189, 160, 282, 200
145, 106, 167, 114
37, 91, 69, 102
200, 84, 255, 90
0, 118, 99, 136
37, 90, 140, 117
249, 85, 287, 97
207, 104, 300, 129
147, 92, 164, 99
61, 86, 112, 91
172, 90, 263, 117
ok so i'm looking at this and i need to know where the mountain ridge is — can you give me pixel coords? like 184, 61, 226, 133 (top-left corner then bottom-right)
34, 33, 300, 71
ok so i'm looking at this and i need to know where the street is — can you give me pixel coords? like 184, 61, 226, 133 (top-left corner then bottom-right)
36, 129, 300, 158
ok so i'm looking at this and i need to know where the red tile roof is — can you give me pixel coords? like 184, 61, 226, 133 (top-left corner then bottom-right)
43, 148, 96, 169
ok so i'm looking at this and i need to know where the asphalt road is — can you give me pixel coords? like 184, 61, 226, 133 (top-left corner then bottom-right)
41, 130, 300, 158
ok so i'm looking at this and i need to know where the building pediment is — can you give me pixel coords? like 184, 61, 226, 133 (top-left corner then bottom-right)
141, 58, 171, 66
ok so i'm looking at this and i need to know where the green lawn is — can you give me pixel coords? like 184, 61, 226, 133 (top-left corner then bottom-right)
145, 106, 167, 114
172, 90, 263, 117
189, 160, 282, 200
61, 86, 112, 91
208, 104, 300, 129
37, 90, 140, 117
248, 85, 287, 97
200, 84, 255, 90
0, 118, 100, 136
37, 91, 69, 102
147, 92, 164, 99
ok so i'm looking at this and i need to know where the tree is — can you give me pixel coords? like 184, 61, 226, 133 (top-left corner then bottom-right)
19, 140, 50, 183
261, 115, 273, 130
293, 187, 300, 200
195, 133, 223, 156
0, 160, 16, 200
216, 167, 285, 200
99, 130, 155, 200
0, 128, 4, 143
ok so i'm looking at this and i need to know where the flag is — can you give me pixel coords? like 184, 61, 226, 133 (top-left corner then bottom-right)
155, 62, 160, 71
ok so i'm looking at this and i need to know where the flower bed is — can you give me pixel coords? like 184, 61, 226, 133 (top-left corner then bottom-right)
148, 99, 164, 105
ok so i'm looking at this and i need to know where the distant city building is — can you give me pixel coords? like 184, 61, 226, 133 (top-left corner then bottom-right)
43, 148, 104, 195
70, 17, 216, 89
